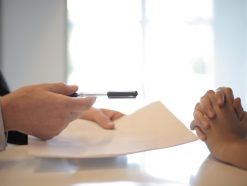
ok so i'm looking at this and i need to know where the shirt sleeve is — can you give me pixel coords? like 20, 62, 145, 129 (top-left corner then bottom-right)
0, 98, 7, 151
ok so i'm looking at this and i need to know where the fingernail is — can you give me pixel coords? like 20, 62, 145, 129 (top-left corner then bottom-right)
190, 122, 195, 130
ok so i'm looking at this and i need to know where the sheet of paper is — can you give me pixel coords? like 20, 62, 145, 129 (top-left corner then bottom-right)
28, 101, 198, 158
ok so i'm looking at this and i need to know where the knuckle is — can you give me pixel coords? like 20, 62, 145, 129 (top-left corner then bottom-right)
200, 95, 207, 103
56, 82, 66, 88
216, 86, 224, 91
195, 102, 200, 110
206, 90, 214, 96
225, 87, 233, 95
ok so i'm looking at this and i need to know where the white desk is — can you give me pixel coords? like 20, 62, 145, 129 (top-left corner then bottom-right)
1, 140, 247, 186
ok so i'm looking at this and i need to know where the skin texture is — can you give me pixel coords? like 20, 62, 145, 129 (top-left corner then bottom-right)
0, 83, 124, 140
80, 107, 124, 129
191, 87, 247, 170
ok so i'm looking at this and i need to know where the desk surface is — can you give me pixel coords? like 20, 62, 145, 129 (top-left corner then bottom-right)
0, 140, 247, 186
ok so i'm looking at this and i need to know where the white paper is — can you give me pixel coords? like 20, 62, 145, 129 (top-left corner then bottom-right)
28, 101, 198, 158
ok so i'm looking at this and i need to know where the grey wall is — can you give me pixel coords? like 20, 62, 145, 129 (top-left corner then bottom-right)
1, 0, 67, 91
213, 0, 247, 104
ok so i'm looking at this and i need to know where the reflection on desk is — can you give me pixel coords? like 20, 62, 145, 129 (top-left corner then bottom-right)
0, 141, 247, 186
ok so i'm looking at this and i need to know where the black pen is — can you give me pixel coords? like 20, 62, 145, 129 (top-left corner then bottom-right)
69, 91, 138, 99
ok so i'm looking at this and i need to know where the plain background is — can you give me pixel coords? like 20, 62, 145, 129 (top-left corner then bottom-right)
1, 0, 247, 109
0, 0, 67, 90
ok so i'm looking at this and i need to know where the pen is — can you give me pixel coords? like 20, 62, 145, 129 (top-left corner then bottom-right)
69, 91, 138, 99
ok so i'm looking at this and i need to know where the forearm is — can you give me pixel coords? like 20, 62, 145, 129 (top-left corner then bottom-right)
215, 139, 247, 170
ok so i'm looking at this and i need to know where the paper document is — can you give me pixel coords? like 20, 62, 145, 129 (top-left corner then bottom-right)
28, 101, 198, 158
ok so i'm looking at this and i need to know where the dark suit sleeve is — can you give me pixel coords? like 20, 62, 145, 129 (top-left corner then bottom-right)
0, 70, 28, 145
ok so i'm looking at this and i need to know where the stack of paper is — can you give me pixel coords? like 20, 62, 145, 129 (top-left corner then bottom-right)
28, 101, 198, 158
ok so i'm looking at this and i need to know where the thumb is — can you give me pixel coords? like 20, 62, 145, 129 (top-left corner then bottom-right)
94, 111, 115, 129
195, 127, 206, 141
46, 83, 78, 96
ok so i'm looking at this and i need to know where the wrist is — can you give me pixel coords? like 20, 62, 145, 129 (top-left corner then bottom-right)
224, 139, 247, 169
0, 97, 8, 151
213, 139, 245, 166
0, 95, 14, 131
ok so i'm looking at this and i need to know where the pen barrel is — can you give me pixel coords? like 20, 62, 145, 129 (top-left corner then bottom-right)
69, 91, 138, 98
107, 91, 138, 98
